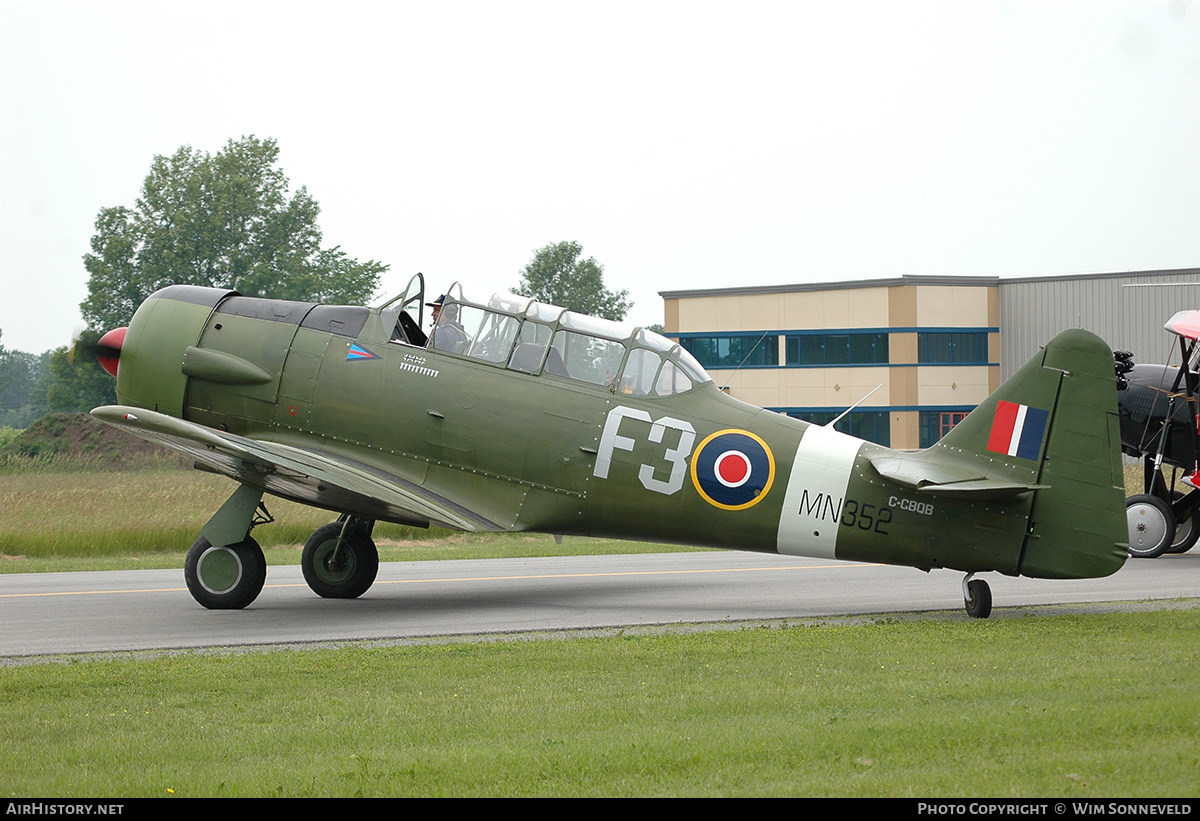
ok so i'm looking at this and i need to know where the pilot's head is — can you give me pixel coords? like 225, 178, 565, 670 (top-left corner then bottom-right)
426, 294, 445, 325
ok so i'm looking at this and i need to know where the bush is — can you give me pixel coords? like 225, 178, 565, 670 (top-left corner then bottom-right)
0, 425, 20, 450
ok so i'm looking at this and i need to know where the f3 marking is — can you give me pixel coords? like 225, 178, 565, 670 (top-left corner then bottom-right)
593, 407, 695, 495
592, 407, 775, 510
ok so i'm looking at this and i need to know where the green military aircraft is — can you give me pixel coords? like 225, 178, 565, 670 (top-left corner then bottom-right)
90, 274, 1128, 619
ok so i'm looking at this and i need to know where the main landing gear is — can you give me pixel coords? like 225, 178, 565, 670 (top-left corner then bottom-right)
1126, 494, 1175, 559
185, 535, 267, 610
301, 517, 379, 600
963, 573, 992, 619
1124, 455, 1200, 560
1124, 489, 1200, 559
183, 484, 380, 609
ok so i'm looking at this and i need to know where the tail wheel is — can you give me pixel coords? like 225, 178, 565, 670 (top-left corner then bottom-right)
184, 536, 266, 610
302, 521, 379, 599
964, 577, 992, 619
1126, 494, 1175, 559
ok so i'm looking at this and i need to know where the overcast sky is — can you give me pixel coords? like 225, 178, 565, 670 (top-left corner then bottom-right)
2, 0, 1198, 354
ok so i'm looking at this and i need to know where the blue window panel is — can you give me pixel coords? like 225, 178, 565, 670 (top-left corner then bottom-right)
681, 334, 778, 369
786, 332, 888, 366
918, 332, 988, 364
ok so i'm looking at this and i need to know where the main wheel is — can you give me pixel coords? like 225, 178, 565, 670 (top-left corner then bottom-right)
184, 535, 266, 610
965, 578, 992, 619
1167, 491, 1200, 554
301, 522, 379, 599
1126, 494, 1175, 559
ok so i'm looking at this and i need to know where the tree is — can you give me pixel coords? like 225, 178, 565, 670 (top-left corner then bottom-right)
0, 332, 51, 427
515, 241, 631, 321
45, 338, 114, 414
80, 136, 387, 332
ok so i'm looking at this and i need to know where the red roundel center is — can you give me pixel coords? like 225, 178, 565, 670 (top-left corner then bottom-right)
714, 450, 751, 488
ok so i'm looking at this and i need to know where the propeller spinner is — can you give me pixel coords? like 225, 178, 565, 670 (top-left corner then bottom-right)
96, 327, 127, 377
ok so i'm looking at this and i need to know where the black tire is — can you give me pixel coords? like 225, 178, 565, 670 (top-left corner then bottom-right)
301, 522, 379, 599
184, 535, 266, 610
1126, 494, 1175, 559
1167, 491, 1199, 554
965, 578, 992, 619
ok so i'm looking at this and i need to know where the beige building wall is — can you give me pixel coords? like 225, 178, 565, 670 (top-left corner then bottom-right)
672, 287, 894, 333
916, 366, 993, 405
714, 366, 893, 410
915, 285, 992, 326
662, 277, 1001, 448
666, 272, 1200, 446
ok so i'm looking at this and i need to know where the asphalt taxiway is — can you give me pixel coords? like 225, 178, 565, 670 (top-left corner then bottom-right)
2, 550, 1197, 658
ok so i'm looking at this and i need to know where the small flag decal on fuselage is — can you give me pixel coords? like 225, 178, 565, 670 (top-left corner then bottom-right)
987, 400, 1049, 460
347, 344, 379, 361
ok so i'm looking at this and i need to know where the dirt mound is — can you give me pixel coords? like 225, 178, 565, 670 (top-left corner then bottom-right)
5, 412, 187, 469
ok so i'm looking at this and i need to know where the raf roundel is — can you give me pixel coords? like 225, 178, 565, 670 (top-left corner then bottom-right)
690, 429, 776, 510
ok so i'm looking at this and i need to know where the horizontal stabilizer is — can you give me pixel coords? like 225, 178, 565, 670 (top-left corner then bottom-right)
867, 452, 1046, 498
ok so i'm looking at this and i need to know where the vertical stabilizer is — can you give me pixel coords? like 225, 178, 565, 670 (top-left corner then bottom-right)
936, 328, 1128, 578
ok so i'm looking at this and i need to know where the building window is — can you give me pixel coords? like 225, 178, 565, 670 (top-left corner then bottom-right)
786, 332, 888, 366
919, 410, 971, 447
785, 410, 891, 447
680, 334, 778, 369
918, 332, 989, 364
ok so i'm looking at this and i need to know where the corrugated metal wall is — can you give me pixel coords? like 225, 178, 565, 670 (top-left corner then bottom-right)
999, 269, 1200, 380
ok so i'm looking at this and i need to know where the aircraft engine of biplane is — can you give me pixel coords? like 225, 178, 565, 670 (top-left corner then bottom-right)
1115, 309, 1200, 558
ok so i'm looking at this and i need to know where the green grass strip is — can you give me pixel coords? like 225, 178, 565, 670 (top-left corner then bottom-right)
2, 611, 1196, 797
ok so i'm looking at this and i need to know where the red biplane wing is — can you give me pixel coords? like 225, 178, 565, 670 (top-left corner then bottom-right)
1163, 309, 1200, 341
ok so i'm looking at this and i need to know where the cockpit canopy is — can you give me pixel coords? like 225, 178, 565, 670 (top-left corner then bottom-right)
385, 280, 710, 396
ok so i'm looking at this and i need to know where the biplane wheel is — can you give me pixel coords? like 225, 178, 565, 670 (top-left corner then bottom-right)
964, 578, 992, 619
1125, 494, 1175, 559
1167, 492, 1200, 554
302, 522, 379, 599
184, 536, 266, 610
1168, 517, 1199, 553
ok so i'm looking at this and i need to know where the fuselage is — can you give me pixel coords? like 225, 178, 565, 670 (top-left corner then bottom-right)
110, 284, 1125, 582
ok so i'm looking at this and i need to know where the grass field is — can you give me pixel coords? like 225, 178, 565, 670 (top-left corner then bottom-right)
2, 611, 1196, 797
0, 466, 705, 571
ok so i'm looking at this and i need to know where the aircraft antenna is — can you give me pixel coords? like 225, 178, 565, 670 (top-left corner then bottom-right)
720, 330, 772, 392
825, 384, 884, 429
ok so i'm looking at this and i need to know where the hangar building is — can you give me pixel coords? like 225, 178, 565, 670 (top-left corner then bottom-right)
660, 268, 1200, 449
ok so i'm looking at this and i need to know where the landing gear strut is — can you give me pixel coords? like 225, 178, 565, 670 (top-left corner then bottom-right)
963, 573, 992, 619
184, 487, 273, 610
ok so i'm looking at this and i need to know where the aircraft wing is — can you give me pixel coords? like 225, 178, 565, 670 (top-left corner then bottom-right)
1163, 309, 1200, 341
90, 405, 499, 532
866, 451, 1045, 498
